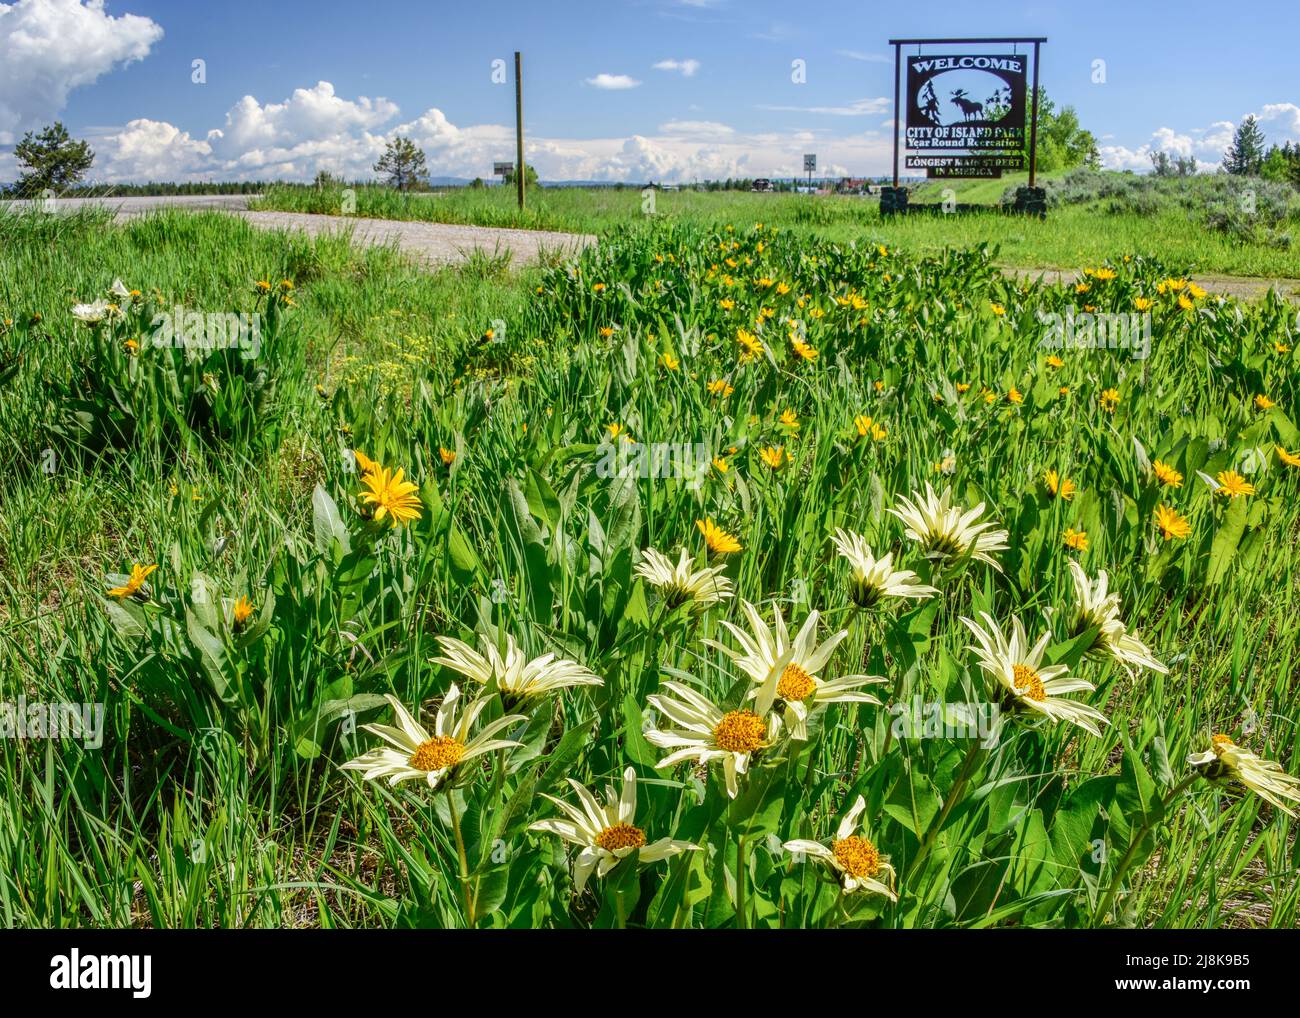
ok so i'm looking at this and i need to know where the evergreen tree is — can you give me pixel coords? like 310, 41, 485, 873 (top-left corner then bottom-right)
1221, 115, 1266, 175
373, 137, 428, 190
13, 122, 94, 197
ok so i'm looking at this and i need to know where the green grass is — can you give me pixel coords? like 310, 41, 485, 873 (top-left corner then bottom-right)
253, 178, 1300, 279
1, 207, 1298, 928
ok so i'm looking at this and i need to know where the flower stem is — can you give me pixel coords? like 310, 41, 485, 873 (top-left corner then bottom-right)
907, 740, 984, 884
735, 834, 749, 929
1094, 773, 1197, 925
449, 792, 476, 927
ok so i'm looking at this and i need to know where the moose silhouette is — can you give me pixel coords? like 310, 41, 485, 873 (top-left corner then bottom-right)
949, 89, 984, 121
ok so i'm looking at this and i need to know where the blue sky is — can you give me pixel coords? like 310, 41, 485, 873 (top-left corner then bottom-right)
1, 0, 1297, 182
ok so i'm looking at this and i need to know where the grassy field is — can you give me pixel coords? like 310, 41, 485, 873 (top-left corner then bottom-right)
253, 174, 1300, 278
2, 203, 1299, 928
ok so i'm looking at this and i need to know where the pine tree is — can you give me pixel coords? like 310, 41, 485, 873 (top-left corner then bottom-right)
373, 137, 428, 191
1221, 116, 1266, 176
13, 122, 94, 197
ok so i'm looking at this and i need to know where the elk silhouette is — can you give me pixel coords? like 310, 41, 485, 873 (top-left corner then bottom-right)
949, 89, 984, 121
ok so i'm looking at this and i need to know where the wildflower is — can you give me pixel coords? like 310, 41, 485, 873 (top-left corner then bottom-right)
358, 466, 423, 526
71, 299, 112, 323
1045, 355, 1064, 369
1154, 504, 1192, 540
706, 378, 734, 397
431, 634, 603, 703
1007, 387, 1024, 405
830, 529, 936, 608
529, 767, 699, 892
1254, 394, 1275, 410
254, 279, 272, 293
645, 682, 780, 798
1207, 470, 1255, 498
956, 382, 971, 393
711, 457, 729, 474
593, 283, 606, 293
779, 408, 799, 431
784, 795, 897, 899
697, 518, 742, 554
888, 484, 1009, 571
107, 563, 157, 600
759, 445, 787, 469
1135, 297, 1153, 311
736, 328, 764, 358
990, 302, 1006, 316
1188, 735, 1300, 816
961, 613, 1108, 736
439, 447, 456, 466
634, 547, 734, 609
232, 596, 255, 630
1044, 469, 1076, 500
1068, 560, 1167, 675
790, 337, 818, 361
341, 688, 525, 790
854, 415, 887, 442
1152, 459, 1183, 488
1099, 388, 1120, 413
660, 351, 680, 371
1063, 528, 1089, 552
1277, 446, 1300, 468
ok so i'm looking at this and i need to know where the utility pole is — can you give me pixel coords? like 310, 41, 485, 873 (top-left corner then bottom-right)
514, 51, 525, 210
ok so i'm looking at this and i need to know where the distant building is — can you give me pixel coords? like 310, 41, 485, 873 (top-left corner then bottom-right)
751, 178, 774, 192
836, 177, 874, 195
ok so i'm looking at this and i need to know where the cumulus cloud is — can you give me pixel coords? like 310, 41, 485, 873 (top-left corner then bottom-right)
653, 58, 700, 77
1097, 110, 1297, 173
584, 73, 641, 90
658, 120, 733, 136
0, 0, 162, 144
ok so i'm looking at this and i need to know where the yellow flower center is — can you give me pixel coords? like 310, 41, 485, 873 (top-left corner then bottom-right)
1211, 733, 1235, 755
409, 736, 466, 772
1012, 663, 1046, 702
777, 663, 816, 702
832, 835, 881, 879
713, 710, 767, 753
594, 823, 647, 852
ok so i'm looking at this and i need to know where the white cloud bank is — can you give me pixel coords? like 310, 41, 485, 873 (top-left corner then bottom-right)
584, 73, 641, 90
0, 0, 162, 144
1100, 105, 1300, 173
653, 58, 700, 77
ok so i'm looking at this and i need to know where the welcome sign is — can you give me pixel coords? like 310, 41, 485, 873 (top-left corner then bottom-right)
904, 52, 1028, 177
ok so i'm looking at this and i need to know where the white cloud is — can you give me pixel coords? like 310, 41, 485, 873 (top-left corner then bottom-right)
1097, 110, 1297, 174
835, 50, 890, 64
658, 119, 733, 135
653, 58, 700, 77
0, 0, 162, 144
756, 97, 890, 117
584, 73, 641, 90
1258, 103, 1300, 136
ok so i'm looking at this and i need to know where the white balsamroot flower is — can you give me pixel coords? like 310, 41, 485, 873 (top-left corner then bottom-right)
71, 299, 113, 324
831, 528, 937, 608
887, 483, 1009, 571
783, 795, 897, 899
705, 599, 885, 740
108, 278, 132, 301
340, 687, 526, 790
961, 612, 1109, 737
1188, 734, 1300, 817
430, 633, 603, 704
645, 680, 782, 798
634, 546, 734, 609
1068, 560, 1167, 676
529, 766, 699, 892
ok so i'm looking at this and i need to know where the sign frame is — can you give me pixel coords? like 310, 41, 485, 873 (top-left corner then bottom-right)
888, 36, 1045, 188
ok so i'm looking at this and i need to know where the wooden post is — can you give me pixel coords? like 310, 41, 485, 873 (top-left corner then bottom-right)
1028, 41, 1041, 187
514, 51, 525, 210
891, 42, 901, 188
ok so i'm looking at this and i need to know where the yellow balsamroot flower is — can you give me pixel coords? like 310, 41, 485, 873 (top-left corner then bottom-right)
439, 447, 456, 466
598, 326, 614, 338
659, 351, 680, 371
359, 466, 423, 527
706, 378, 734, 397
1092, 267, 1117, 281
1135, 296, 1153, 311
961, 612, 1108, 737
1045, 355, 1064, 369
341, 688, 525, 791
1099, 388, 1120, 413
1254, 394, 1276, 410
1154, 503, 1192, 540
592, 282, 606, 293
779, 408, 799, 431
1007, 387, 1024, 405
711, 456, 729, 474
634, 547, 734, 610
1202, 469, 1254, 498
1187, 282, 1207, 300
719, 298, 735, 310
232, 596, 255, 630
645, 681, 780, 798
888, 483, 1009, 572
784, 795, 897, 900
956, 382, 971, 393
1178, 293, 1195, 311
1152, 459, 1183, 488
1063, 528, 1089, 552
697, 518, 742, 555
736, 327, 764, 358
990, 302, 1006, 316
430, 633, 603, 704
873, 380, 885, 392
353, 449, 382, 477
1277, 446, 1300, 468
854, 415, 887, 441
254, 279, 272, 293
790, 337, 818, 361
529, 766, 699, 893
1274, 341, 1291, 354
108, 562, 157, 600
830, 528, 936, 609
1044, 469, 1076, 501
759, 445, 787, 470
1188, 735, 1300, 816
